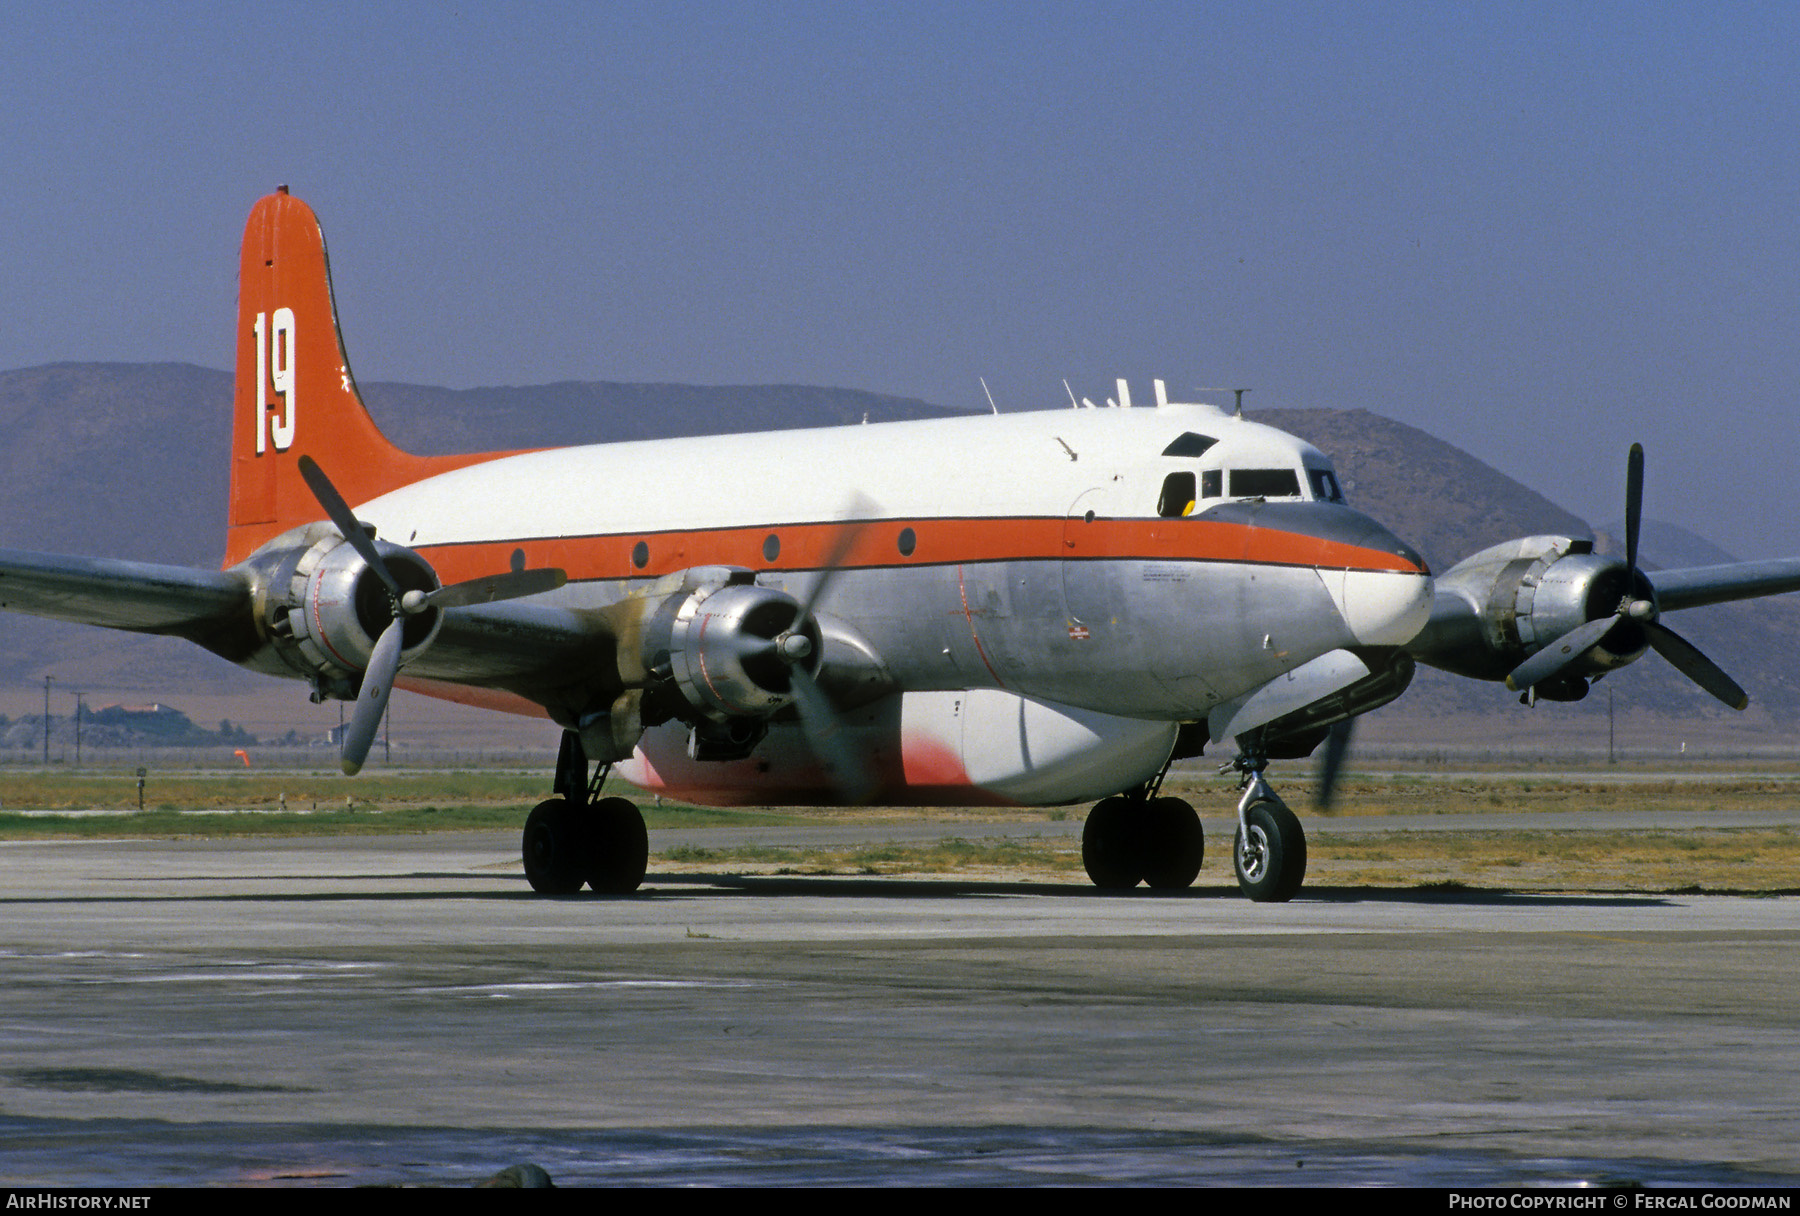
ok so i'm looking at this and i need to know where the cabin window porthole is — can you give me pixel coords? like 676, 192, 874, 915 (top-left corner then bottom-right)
898, 527, 917, 557
763, 533, 781, 562
1084, 510, 1095, 523
632, 540, 649, 570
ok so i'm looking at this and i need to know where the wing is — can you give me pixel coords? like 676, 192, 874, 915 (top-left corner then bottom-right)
1650, 559, 1800, 612
0, 544, 612, 703
0, 548, 255, 656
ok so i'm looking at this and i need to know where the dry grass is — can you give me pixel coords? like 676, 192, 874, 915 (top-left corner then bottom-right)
6, 766, 1800, 893
1308, 826, 1800, 892
650, 827, 1800, 892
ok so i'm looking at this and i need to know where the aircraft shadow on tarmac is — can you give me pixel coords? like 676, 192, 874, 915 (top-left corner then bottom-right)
2, 872, 1674, 908
647, 873, 1676, 906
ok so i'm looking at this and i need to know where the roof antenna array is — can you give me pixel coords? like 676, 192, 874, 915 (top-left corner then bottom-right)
1199, 386, 1252, 416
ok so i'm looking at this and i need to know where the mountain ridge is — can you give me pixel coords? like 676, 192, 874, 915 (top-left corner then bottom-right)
4, 363, 1797, 740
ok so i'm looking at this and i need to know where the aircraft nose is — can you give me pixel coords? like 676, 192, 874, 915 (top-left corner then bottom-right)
1330, 564, 1435, 647
1304, 510, 1434, 647
1232, 500, 1434, 647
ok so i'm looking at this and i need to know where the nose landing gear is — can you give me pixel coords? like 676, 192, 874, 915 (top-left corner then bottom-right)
1227, 754, 1307, 903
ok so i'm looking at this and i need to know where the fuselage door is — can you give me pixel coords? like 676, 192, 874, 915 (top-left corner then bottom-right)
1062, 485, 1115, 626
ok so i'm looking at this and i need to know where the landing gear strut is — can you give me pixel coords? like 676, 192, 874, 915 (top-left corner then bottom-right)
1227, 752, 1307, 903
522, 731, 648, 895
1080, 776, 1204, 890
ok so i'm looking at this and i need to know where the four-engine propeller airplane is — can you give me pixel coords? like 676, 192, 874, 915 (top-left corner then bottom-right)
6, 188, 1800, 901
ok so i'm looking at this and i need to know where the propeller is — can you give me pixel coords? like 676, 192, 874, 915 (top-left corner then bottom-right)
1504, 445, 1748, 710
1313, 719, 1354, 812
773, 498, 879, 803
296, 456, 568, 774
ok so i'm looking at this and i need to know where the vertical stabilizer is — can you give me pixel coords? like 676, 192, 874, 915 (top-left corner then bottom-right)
225, 189, 497, 566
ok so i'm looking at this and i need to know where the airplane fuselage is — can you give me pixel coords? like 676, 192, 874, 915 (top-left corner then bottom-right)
358, 402, 1430, 718
305, 401, 1435, 804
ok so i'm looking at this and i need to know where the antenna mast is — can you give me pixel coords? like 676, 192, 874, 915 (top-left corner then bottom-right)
1198, 386, 1252, 417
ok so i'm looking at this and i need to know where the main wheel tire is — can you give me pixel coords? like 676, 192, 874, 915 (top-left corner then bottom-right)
1233, 798, 1307, 902
584, 796, 648, 894
1082, 795, 1143, 889
522, 797, 584, 894
1141, 796, 1204, 889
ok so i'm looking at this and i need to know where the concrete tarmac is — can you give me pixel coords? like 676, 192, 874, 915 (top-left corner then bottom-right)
1, 828, 1797, 1186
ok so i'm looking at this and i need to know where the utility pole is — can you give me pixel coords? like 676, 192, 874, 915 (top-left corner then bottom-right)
42, 675, 52, 766
74, 692, 84, 768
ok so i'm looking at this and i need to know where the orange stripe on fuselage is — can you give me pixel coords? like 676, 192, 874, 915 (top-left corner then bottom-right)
410, 515, 1425, 586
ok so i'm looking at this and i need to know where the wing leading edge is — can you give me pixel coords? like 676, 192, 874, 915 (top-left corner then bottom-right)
0, 545, 611, 707
0, 548, 254, 654
1651, 559, 1800, 613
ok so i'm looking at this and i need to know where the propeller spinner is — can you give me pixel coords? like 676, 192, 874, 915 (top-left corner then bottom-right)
778, 498, 879, 804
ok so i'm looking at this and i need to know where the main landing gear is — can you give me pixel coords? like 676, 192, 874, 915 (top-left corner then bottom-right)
1081, 786, 1205, 891
1078, 750, 1308, 902
522, 732, 649, 895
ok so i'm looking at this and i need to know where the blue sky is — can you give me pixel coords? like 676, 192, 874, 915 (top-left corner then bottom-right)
4, 2, 1797, 557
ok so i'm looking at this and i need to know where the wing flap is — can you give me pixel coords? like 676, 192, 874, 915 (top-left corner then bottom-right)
404, 600, 619, 705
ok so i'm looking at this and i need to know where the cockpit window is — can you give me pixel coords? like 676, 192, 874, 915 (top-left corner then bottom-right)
1157, 472, 1196, 518
1229, 468, 1302, 499
1201, 469, 1222, 498
1161, 432, 1218, 458
1308, 468, 1344, 503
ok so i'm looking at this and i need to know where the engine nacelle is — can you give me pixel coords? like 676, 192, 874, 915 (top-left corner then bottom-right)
1409, 535, 1653, 695
637, 567, 822, 724
249, 528, 443, 699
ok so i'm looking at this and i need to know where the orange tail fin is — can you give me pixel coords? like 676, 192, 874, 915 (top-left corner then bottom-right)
225, 188, 488, 566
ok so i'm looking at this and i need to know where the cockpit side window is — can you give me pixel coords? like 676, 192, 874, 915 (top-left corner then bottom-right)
1200, 470, 1222, 498
1228, 468, 1302, 499
1161, 432, 1218, 458
1157, 471, 1197, 518
1308, 468, 1344, 503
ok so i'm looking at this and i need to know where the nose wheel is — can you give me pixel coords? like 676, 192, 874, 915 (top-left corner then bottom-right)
1229, 760, 1307, 902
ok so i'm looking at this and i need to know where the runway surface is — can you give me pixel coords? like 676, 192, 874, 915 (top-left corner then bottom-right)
1, 828, 1797, 1186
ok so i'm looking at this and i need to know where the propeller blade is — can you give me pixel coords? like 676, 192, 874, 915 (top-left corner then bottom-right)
789, 665, 876, 804
403, 566, 567, 613
1645, 620, 1749, 710
1624, 442, 1644, 575
1504, 613, 1621, 692
297, 455, 402, 602
340, 616, 404, 775
1314, 719, 1354, 812
793, 493, 877, 623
